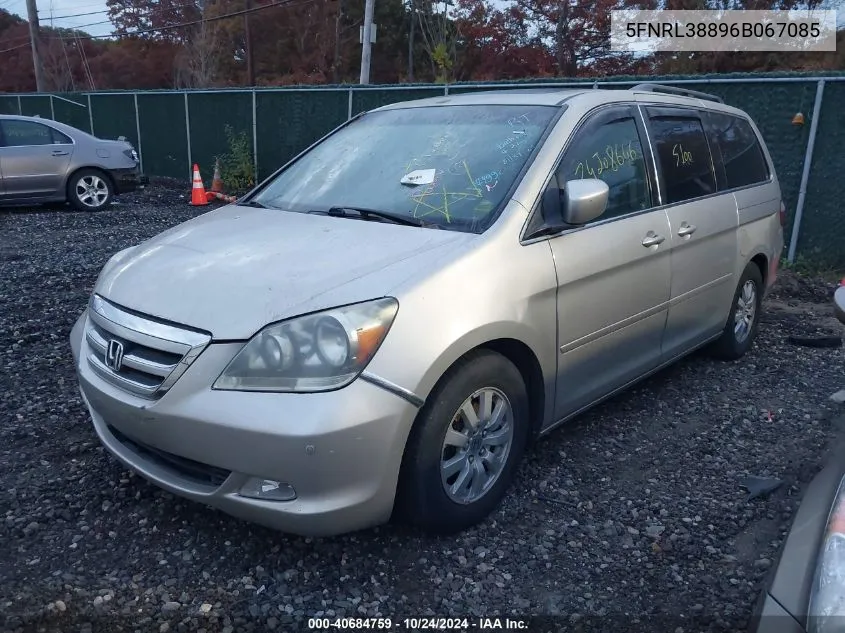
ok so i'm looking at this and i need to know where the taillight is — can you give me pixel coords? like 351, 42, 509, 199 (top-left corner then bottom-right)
779, 201, 786, 227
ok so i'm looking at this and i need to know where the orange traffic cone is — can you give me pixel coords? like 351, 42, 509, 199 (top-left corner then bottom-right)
211, 158, 224, 193
190, 164, 209, 206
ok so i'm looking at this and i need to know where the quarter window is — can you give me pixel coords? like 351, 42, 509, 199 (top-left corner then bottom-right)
557, 114, 650, 220
708, 112, 769, 189
649, 116, 716, 204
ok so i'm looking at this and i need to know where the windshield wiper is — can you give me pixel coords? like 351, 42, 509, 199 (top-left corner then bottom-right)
324, 206, 428, 228
239, 199, 268, 208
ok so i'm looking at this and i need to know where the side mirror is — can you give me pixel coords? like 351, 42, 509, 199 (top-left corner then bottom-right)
834, 283, 845, 325
562, 179, 609, 226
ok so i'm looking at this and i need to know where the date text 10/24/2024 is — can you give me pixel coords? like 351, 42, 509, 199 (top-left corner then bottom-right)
308, 617, 529, 630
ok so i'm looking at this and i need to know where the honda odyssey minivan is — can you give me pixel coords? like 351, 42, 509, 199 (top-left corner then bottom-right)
69, 84, 784, 536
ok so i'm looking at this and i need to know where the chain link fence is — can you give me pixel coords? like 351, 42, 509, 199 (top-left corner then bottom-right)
1, 71, 843, 268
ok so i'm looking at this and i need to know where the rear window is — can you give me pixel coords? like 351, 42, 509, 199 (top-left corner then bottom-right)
649, 116, 716, 204
253, 104, 558, 233
708, 112, 769, 189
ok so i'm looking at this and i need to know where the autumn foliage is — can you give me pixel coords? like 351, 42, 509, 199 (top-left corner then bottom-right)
0, 0, 841, 93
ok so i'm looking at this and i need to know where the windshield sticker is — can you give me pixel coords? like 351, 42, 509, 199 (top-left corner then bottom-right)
401, 168, 437, 186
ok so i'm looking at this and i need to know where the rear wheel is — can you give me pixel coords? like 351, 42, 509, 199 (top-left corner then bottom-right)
710, 262, 764, 360
397, 350, 529, 534
68, 169, 113, 211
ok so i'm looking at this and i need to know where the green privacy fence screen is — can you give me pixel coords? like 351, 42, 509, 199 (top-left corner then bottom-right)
1, 71, 843, 267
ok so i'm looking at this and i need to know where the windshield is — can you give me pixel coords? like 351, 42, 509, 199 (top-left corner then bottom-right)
252, 104, 559, 232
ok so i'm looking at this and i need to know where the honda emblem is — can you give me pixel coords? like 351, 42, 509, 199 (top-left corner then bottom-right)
105, 339, 124, 371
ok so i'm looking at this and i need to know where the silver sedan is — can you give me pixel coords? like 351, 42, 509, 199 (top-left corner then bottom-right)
0, 114, 147, 211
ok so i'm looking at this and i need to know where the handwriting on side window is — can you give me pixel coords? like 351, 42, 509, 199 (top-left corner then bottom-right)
573, 142, 638, 179
672, 143, 694, 167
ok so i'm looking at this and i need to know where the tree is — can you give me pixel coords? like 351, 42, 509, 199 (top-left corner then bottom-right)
511, 0, 650, 77
415, 0, 459, 82
453, 0, 554, 80
106, 0, 203, 42
174, 10, 223, 87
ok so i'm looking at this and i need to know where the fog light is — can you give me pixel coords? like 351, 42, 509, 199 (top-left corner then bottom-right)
239, 478, 296, 501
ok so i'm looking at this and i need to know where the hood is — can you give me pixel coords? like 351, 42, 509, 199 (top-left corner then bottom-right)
95, 205, 473, 339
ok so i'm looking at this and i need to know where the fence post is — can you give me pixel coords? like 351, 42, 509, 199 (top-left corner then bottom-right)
252, 89, 258, 180
184, 92, 192, 182
787, 79, 825, 263
87, 94, 94, 134
134, 93, 144, 174
444, 84, 449, 95
347, 87, 353, 120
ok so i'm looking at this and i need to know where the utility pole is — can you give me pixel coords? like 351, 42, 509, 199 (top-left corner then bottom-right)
244, 0, 255, 86
359, 0, 375, 84
25, 0, 47, 92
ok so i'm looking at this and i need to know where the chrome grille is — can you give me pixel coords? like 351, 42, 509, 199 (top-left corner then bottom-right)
85, 294, 211, 398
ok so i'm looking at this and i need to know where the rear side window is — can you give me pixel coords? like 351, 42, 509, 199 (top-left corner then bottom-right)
648, 115, 716, 204
708, 112, 769, 189
556, 113, 651, 220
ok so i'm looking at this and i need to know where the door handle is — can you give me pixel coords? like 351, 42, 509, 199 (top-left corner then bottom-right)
51, 150, 69, 156
677, 222, 697, 237
641, 232, 666, 247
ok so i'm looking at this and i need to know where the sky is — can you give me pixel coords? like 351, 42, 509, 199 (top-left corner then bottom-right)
1, 0, 113, 37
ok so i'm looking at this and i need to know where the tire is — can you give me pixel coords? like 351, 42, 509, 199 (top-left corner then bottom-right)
67, 169, 113, 211
710, 262, 764, 360
396, 350, 529, 534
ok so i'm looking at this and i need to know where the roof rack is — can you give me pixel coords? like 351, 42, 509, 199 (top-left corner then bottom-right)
630, 83, 724, 104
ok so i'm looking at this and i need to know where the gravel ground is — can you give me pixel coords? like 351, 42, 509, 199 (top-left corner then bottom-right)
2, 186, 845, 633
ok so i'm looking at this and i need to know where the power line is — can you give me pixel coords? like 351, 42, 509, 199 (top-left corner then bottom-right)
73, 0, 303, 40
0, 40, 29, 54
39, 8, 108, 20
37, 2, 203, 34
2, 0, 315, 50
40, 2, 198, 24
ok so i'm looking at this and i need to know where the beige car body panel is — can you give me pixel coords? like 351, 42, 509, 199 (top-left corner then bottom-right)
70, 87, 784, 536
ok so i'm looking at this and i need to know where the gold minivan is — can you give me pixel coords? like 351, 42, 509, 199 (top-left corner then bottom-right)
70, 84, 784, 536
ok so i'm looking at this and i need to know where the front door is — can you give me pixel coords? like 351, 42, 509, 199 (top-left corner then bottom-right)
642, 106, 738, 359
0, 119, 74, 198
544, 105, 672, 420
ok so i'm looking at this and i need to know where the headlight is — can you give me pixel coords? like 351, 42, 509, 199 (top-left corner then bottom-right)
809, 477, 845, 633
212, 298, 398, 393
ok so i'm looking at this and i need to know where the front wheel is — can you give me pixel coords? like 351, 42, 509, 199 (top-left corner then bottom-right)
68, 169, 113, 211
710, 262, 764, 360
396, 350, 529, 534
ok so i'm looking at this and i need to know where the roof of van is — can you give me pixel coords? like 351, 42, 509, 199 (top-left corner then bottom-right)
373, 86, 746, 117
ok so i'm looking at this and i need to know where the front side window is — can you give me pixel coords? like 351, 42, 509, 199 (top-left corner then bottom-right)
708, 112, 769, 189
556, 113, 650, 220
253, 105, 558, 232
649, 115, 716, 204
0, 120, 61, 147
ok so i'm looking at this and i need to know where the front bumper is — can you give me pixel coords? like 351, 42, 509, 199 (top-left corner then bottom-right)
69, 310, 420, 537
750, 447, 845, 633
108, 167, 148, 194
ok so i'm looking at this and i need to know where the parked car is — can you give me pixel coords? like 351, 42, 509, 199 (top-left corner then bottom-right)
751, 278, 845, 633
69, 84, 785, 537
0, 114, 147, 211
